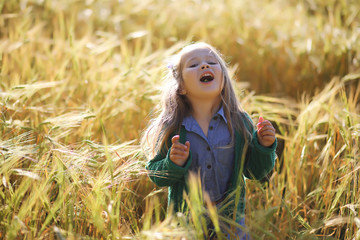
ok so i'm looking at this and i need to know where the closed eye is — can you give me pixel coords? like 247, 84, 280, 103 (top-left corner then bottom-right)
208, 62, 217, 65
189, 64, 198, 68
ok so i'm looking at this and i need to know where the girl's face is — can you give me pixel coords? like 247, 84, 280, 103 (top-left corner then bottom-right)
180, 47, 224, 102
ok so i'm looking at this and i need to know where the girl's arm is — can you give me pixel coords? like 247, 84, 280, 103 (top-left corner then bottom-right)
146, 137, 192, 187
243, 115, 277, 180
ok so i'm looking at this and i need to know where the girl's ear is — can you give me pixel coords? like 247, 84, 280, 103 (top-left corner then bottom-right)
178, 80, 187, 95
179, 87, 187, 95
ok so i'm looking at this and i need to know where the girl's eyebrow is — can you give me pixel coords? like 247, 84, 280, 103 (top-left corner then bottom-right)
186, 56, 199, 62
186, 55, 216, 63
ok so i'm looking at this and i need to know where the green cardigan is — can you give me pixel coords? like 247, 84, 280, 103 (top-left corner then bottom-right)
146, 120, 277, 221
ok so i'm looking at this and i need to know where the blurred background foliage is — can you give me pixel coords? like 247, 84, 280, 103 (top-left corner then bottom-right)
0, 0, 359, 239
2, 0, 359, 96
1, 0, 359, 142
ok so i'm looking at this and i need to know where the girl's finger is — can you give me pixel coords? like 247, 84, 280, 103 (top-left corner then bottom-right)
172, 143, 188, 152
257, 120, 271, 132
185, 141, 190, 152
259, 133, 275, 139
257, 120, 272, 128
260, 133, 275, 139
261, 137, 276, 145
258, 116, 264, 123
170, 154, 185, 161
259, 127, 275, 134
171, 135, 180, 144
171, 148, 186, 156
261, 134, 276, 140
258, 124, 275, 132
170, 151, 188, 163
171, 136, 188, 151
259, 125, 275, 131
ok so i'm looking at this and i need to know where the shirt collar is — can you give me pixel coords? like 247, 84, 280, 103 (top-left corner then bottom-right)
182, 105, 228, 131
216, 105, 227, 124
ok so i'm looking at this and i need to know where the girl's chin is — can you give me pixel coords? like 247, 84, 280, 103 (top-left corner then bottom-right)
189, 89, 223, 99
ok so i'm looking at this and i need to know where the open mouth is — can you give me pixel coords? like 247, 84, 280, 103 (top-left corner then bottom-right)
200, 72, 214, 82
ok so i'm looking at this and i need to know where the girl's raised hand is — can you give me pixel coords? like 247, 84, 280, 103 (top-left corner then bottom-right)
256, 116, 276, 147
170, 135, 190, 167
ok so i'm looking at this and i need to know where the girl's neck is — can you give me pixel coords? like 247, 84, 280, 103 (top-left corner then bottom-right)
189, 97, 222, 136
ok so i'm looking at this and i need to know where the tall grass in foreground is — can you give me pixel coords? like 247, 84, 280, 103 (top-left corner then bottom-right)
244, 77, 360, 239
1, 76, 358, 239
1, 0, 360, 239
141, 77, 360, 240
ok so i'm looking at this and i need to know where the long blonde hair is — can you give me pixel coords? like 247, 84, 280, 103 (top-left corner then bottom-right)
142, 42, 254, 158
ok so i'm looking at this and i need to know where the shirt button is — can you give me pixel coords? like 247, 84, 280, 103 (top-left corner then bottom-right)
207, 164, 211, 169
209, 126, 213, 130
213, 116, 218, 120
207, 146, 211, 151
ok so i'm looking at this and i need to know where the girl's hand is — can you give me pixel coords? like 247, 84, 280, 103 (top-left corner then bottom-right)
170, 135, 190, 167
256, 116, 276, 147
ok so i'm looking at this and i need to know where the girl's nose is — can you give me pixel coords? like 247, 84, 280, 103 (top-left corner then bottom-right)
201, 64, 210, 69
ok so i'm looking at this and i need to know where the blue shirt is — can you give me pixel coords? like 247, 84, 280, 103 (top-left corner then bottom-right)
182, 107, 235, 202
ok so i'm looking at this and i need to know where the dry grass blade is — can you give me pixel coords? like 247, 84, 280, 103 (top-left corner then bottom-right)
1, 0, 360, 239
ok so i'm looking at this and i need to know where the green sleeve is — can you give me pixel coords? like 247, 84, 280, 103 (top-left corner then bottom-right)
145, 141, 192, 187
243, 114, 277, 180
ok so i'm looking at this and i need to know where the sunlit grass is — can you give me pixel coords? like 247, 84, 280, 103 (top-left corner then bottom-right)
245, 76, 360, 239
1, 0, 360, 239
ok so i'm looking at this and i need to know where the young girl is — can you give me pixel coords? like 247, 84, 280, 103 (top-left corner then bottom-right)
142, 42, 277, 239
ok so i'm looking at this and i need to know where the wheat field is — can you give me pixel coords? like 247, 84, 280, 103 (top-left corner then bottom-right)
1, 0, 359, 239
